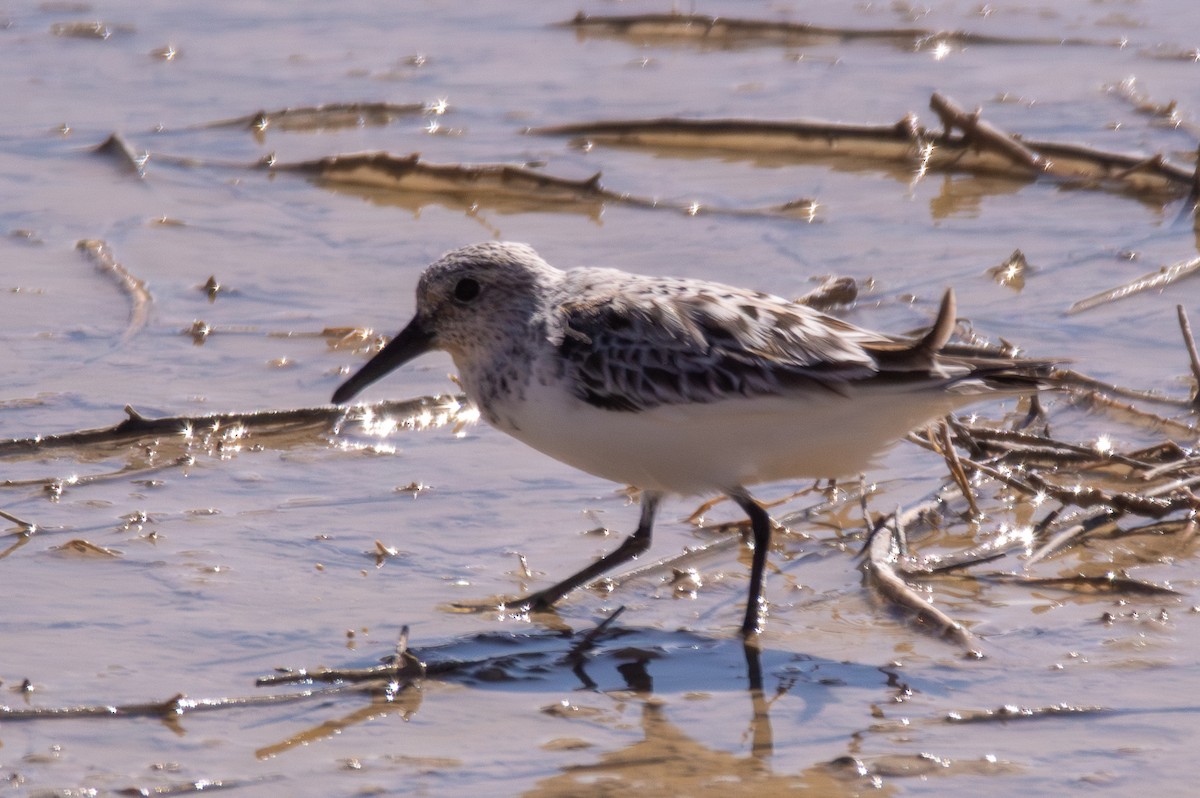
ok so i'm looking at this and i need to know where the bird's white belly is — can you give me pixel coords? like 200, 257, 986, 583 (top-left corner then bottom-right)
485, 378, 975, 495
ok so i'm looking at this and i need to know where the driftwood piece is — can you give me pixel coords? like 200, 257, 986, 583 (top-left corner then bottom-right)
1066, 255, 1200, 315
1178, 306, 1200, 405
267, 151, 817, 220
929, 92, 1044, 174
1105, 77, 1200, 139
90, 137, 817, 220
979, 572, 1178, 596
0, 620, 630, 728
945, 704, 1110, 724
0, 395, 473, 457
532, 116, 929, 161
0, 688, 328, 721
1070, 389, 1198, 438
258, 626, 429, 686
864, 511, 978, 652
190, 101, 438, 134
1025, 475, 1200, 565
91, 133, 147, 175
560, 12, 1120, 50
532, 91, 1199, 198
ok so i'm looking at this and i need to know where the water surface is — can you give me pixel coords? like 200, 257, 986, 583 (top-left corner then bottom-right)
3, 1, 1200, 795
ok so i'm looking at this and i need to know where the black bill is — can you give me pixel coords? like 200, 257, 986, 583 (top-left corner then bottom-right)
331, 316, 435, 404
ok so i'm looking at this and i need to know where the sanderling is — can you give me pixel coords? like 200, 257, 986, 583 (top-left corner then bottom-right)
333, 241, 1053, 637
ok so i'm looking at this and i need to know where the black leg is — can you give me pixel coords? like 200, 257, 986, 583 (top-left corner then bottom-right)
509, 492, 662, 612
730, 489, 773, 637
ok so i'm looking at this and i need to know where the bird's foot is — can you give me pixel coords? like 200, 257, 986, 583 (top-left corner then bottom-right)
503, 589, 558, 614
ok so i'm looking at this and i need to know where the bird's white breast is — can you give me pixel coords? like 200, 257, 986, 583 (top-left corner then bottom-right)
481, 374, 977, 495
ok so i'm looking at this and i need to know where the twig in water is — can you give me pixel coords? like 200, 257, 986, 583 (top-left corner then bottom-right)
863, 510, 978, 652
936, 420, 981, 518
0, 508, 37, 532
76, 239, 152, 345
976, 571, 1178, 596
898, 525, 1028, 575
0, 688, 330, 722
1067, 255, 1200, 315
91, 133, 147, 175
2, 456, 193, 495
1069, 389, 1198, 437
1056, 368, 1195, 408
1025, 475, 1200, 565
257, 629, 427, 687
1176, 305, 1200, 406
0, 395, 474, 456
929, 92, 1045, 174
560, 606, 627, 667
946, 703, 1110, 724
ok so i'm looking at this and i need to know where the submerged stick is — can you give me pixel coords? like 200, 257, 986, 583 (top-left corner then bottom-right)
929, 92, 1044, 174
257, 648, 427, 687
945, 704, 1110, 724
76, 239, 152, 344
0, 689, 326, 721
1055, 368, 1195, 409
1026, 475, 1200, 565
268, 151, 817, 220
936, 420, 980, 518
1071, 389, 1198, 437
979, 572, 1178, 596
1067, 255, 1200, 315
92, 136, 818, 221
532, 116, 928, 161
1177, 305, 1200, 405
189, 102, 436, 133
0, 508, 37, 531
864, 511, 978, 651
533, 97, 1195, 197
91, 133, 147, 176
0, 395, 473, 456
560, 12, 1120, 49
899, 526, 1028, 575
2, 455, 192, 493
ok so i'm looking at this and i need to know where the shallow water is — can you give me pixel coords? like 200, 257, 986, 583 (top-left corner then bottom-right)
3, 1, 1200, 795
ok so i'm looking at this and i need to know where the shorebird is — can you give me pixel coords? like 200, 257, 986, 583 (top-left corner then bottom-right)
332, 242, 1052, 637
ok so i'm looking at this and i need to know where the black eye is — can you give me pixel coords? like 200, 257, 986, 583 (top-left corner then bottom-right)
453, 277, 481, 303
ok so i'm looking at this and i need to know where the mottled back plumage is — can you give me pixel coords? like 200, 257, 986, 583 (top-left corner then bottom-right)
550, 269, 883, 411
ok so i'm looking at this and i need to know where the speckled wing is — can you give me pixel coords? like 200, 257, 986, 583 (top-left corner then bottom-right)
550, 271, 887, 412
